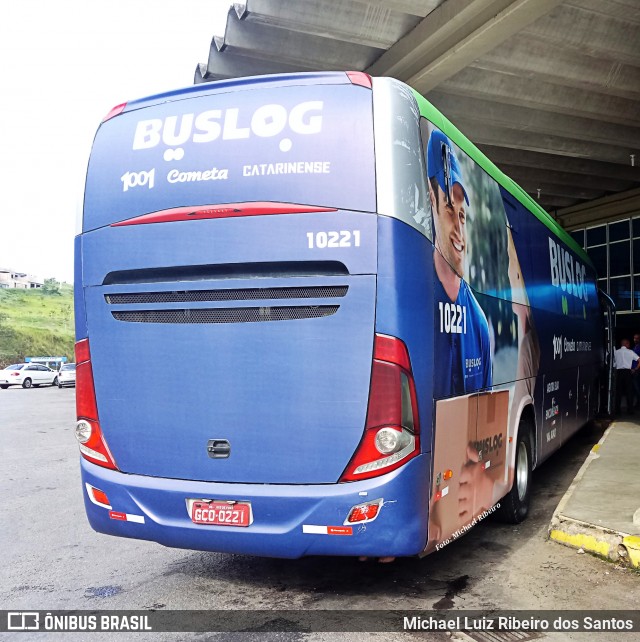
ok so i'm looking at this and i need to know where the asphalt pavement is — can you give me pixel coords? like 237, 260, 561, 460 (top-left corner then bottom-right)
1, 386, 639, 642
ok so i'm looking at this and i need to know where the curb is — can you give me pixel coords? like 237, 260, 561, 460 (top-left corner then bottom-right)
623, 535, 640, 568
548, 425, 639, 567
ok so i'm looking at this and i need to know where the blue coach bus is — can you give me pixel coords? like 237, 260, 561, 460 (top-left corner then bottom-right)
75, 72, 611, 558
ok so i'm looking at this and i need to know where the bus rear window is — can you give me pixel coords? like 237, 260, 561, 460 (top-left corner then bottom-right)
83, 81, 376, 231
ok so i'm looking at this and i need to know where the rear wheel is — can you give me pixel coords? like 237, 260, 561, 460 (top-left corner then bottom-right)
53, 377, 59, 387
496, 421, 533, 523
0, 385, 8, 389
22, 378, 32, 389
58, 382, 62, 388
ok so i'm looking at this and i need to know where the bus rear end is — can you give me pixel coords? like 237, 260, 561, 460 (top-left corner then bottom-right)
75, 72, 429, 558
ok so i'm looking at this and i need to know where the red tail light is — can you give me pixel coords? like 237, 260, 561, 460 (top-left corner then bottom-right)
346, 71, 372, 89
75, 339, 118, 470
102, 102, 127, 122
340, 334, 420, 481
111, 202, 337, 227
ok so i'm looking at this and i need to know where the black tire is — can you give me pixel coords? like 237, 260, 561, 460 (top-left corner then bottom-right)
22, 378, 32, 389
0, 385, 8, 389
58, 382, 62, 388
53, 377, 59, 387
496, 421, 533, 523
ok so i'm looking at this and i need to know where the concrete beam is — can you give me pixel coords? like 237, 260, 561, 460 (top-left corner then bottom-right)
498, 164, 633, 195
537, 195, 583, 211
218, 14, 383, 69
471, 34, 640, 102
477, 145, 640, 184
427, 91, 640, 149
205, 49, 319, 81
367, 0, 563, 91
557, 188, 640, 229
525, 3, 640, 68
451, 118, 637, 165
367, 0, 517, 78
510, 180, 606, 203
438, 67, 640, 128
235, 0, 422, 49
358, 0, 444, 16
194, 63, 207, 84
569, 0, 640, 25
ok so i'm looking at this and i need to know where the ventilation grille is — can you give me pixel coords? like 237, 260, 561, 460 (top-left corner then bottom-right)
111, 306, 339, 324
105, 285, 348, 305
103, 261, 349, 285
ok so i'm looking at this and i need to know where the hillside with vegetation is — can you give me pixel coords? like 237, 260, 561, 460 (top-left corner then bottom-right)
0, 280, 74, 368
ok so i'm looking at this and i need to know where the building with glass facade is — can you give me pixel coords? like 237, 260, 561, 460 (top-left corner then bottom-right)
566, 211, 640, 338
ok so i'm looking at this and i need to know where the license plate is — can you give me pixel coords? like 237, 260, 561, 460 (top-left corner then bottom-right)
190, 500, 251, 527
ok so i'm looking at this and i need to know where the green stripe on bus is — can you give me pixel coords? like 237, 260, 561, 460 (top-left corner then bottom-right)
411, 89, 593, 270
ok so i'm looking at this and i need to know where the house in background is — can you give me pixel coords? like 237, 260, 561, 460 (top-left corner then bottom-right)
0, 268, 43, 289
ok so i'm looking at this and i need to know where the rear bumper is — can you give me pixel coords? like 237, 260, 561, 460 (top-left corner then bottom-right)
80, 454, 430, 558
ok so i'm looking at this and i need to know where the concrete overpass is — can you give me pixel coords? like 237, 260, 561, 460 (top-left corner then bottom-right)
195, 0, 640, 326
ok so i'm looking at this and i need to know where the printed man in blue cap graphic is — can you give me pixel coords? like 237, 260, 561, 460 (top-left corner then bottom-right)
427, 129, 492, 399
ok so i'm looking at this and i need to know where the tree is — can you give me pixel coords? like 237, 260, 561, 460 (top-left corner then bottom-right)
42, 278, 61, 295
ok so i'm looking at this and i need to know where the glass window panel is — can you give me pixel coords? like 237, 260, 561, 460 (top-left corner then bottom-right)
633, 240, 640, 273
609, 240, 631, 277
635, 276, 640, 311
598, 278, 608, 293
587, 245, 607, 278
610, 276, 631, 311
633, 218, 640, 238
586, 225, 606, 247
608, 219, 630, 242
570, 229, 585, 248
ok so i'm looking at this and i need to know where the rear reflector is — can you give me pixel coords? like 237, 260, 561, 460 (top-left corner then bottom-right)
75, 338, 90, 364
345, 498, 383, 524
85, 483, 111, 508
111, 202, 337, 227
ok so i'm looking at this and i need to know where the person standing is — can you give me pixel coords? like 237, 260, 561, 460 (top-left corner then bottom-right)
614, 338, 638, 415
632, 334, 640, 408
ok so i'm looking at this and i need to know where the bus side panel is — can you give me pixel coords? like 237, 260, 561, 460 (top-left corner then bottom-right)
376, 215, 435, 454
413, 121, 603, 551
504, 188, 604, 464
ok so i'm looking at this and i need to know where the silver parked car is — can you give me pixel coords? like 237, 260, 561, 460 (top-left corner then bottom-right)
58, 363, 76, 388
0, 363, 59, 389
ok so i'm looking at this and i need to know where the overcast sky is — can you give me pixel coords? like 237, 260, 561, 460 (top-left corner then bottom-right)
1, 0, 230, 283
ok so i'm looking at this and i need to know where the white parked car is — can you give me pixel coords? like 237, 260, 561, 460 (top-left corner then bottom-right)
58, 363, 76, 388
0, 363, 59, 389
